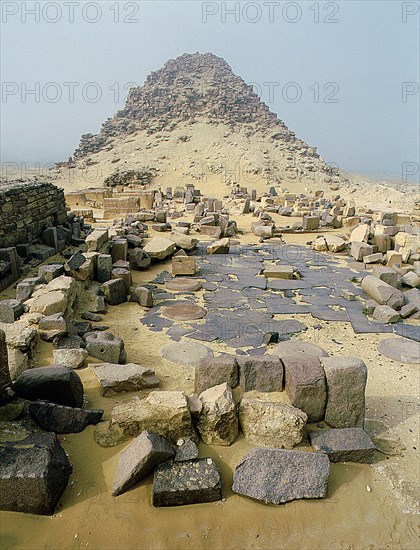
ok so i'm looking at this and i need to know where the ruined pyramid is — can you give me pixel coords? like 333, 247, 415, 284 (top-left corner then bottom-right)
52, 52, 348, 194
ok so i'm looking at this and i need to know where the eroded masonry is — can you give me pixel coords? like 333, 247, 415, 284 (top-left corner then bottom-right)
0, 176, 418, 516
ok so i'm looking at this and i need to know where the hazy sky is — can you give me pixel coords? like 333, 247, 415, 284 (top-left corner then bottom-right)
1, 0, 419, 181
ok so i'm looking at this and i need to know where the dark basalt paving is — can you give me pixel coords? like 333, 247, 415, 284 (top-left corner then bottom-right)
139, 244, 419, 351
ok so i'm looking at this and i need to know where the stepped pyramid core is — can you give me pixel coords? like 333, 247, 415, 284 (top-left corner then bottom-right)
53, 52, 347, 194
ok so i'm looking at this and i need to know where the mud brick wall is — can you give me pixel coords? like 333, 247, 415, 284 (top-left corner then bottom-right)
0, 182, 67, 248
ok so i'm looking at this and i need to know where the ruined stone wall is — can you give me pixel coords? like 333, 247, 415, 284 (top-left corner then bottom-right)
0, 182, 67, 248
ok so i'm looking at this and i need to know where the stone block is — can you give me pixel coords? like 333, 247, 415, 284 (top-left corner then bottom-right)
111, 239, 128, 263
97, 254, 113, 283
361, 275, 403, 309
0, 431, 72, 515
0, 299, 24, 323
152, 458, 222, 507
239, 397, 307, 449
363, 253, 383, 264
172, 255, 196, 275
237, 355, 283, 392
97, 391, 196, 447
128, 248, 151, 270
372, 266, 398, 287
143, 237, 176, 260
101, 278, 127, 305
232, 448, 329, 504
91, 362, 159, 396
372, 305, 400, 323
351, 242, 374, 261
309, 428, 376, 463
197, 383, 238, 446
38, 264, 64, 282
111, 267, 132, 294
129, 286, 153, 307
282, 357, 326, 422
112, 431, 175, 497
86, 229, 108, 252
194, 355, 238, 395
303, 215, 320, 230
321, 357, 367, 428
263, 265, 294, 279
84, 331, 125, 364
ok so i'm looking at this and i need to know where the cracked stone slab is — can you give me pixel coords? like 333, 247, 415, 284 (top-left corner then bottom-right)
377, 337, 420, 363
162, 304, 207, 321
161, 341, 214, 366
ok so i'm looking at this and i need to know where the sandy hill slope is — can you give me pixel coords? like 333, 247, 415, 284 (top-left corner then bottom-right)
48, 52, 416, 211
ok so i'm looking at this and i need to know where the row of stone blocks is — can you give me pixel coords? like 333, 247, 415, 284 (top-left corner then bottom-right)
195, 354, 367, 427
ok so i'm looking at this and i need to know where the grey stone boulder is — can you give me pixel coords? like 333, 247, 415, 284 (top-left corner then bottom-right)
38, 312, 70, 342
38, 264, 64, 282
372, 305, 400, 324
16, 277, 45, 303
239, 396, 307, 449
372, 266, 398, 287
0, 299, 24, 323
101, 278, 127, 305
13, 366, 84, 408
84, 331, 125, 364
128, 248, 151, 270
402, 271, 420, 288
0, 431, 72, 515
309, 428, 376, 463
28, 400, 103, 434
197, 383, 238, 446
130, 286, 154, 307
282, 357, 326, 422
206, 238, 231, 254
112, 430, 175, 496
194, 355, 238, 395
321, 357, 367, 428
350, 242, 374, 262
52, 348, 88, 369
152, 458, 222, 507
232, 448, 330, 504
237, 355, 283, 392
143, 237, 176, 260
361, 275, 403, 309
53, 334, 83, 349
91, 362, 159, 396
174, 439, 199, 462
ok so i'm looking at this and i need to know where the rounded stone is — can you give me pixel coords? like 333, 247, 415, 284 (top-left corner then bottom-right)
270, 341, 328, 359
166, 278, 202, 292
161, 342, 214, 366
162, 304, 207, 321
377, 337, 420, 364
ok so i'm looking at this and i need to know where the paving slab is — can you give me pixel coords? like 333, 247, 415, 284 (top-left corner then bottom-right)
162, 304, 207, 321
161, 341, 214, 366
377, 337, 420, 363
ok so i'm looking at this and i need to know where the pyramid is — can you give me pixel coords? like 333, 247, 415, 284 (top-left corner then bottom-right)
52, 52, 347, 195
